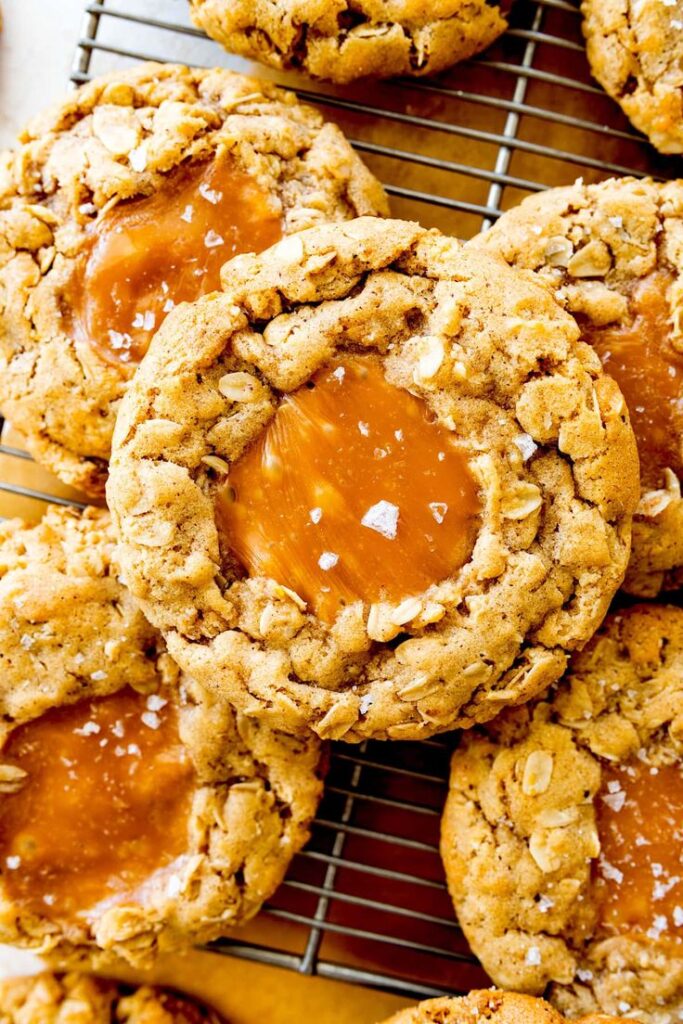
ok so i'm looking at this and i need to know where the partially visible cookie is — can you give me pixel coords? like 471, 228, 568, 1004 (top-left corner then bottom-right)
470, 176, 683, 597
0, 972, 224, 1023
381, 989, 624, 1024
108, 215, 638, 742
0, 62, 387, 496
581, 0, 683, 153
0, 506, 323, 967
189, 0, 511, 84
441, 604, 683, 1024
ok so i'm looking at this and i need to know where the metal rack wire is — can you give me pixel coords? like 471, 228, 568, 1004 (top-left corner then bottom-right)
0, 0, 681, 1003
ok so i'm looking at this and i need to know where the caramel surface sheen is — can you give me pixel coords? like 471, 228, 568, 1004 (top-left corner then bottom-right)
595, 759, 683, 945
70, 152, 282, 366
0, 688, 194, 921
218, 357, 480, 623
586, 270, 683, 487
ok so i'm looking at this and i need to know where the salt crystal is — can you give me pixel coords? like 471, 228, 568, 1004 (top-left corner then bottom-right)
163, 298, 175, 313
437, 452, 445, 462
146, 694, 167, 712
674, 906, 683, 926
19, 634, 34, 650
361, 500, 399, 540
609, 215, 624, 229
199, 183, 223, 205
309, 507, 323, 524
607, 780, 622, 793
513, 433, 538, 461
599, 856, 623, 884
576, 968, 593, 982
654, 876, 680, 900
618, 1003, 631, 1014
43, 894, 55, 907
180, 204, 194, 223
359, 695, 374, 715
601, 790, 626, 812
111, 719, 125, 739
204, 229, 224, 248
79, 202, 97, 216
167, 875, 183, 897
673, 18, 683, 28
332, 366, 345, 382
525, 946, 541, 966
394, 429, 404, 442
647, 914, 668, 940
90, 670, 107, 681
141, 710, 161, 730
114, 745, 126, 757
318, 552, 339, 571
108, 330, 132, 351
652, 863, 664, 877
429, 502, 448, 525
127, 743, 141, 756
538, 895, 554, 913
358, 421, 370, 437
74, 721, 100, 736
6, 856, 20, 870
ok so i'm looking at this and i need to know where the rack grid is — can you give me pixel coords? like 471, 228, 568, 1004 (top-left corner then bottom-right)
0, 0, 681, 1003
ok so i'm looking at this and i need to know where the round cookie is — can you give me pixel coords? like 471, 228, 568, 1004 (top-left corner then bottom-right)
381, 989, 624, 1024
441, 603, 683, 1024
0, 972, 225, 1023
0, 62, 388, 496
107, 215, 639, 743
189, 0, 512, 85
470, 176, 683, 597
0, 506, 323, 966
581, 0, 683, 154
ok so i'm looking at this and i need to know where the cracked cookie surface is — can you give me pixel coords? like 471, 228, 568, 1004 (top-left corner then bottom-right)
107, 216, 638, 743
189, 0, 511, 84
381, 989, 624, 1024
0, 972, 225, 1024
471, 177, 683, 597
441, 603, 683, 1024
581, 0, 683, 153
0, 62, 387, 496
0, 506, 323, 967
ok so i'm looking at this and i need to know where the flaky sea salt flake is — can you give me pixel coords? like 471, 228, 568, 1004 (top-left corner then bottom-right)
318, 551, 339, 571
361, 500, 399, 540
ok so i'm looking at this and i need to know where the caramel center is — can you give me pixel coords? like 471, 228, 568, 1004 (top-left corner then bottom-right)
69, 152, 282, 366
585, 270, 683, 488
217, 357, 480, 624
595, 759, 683, 946
0, 688, 195, 921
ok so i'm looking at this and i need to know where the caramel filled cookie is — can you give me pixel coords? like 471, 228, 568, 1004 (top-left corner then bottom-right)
0, 506, 323, 966
107, 216, 638, 742
442, 604, 683, 1023
0, 62, 387, 496
0, 972, 224, 1023
582, 0, 683, 154
381, 989, 624, 1024
189, 0, 512, 85
471, 177, 683, 597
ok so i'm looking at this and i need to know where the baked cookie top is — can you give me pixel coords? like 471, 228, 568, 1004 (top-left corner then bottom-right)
189, 0, 511, 85
0, 972, 224, 1023
0, 506, 323, 967
0, 61, 387, 497
107, 216, 638, 743
581, 0, 683, 154
441, 603, 683, 1024
381, 989, 624, 1024
470, 176, 683, 597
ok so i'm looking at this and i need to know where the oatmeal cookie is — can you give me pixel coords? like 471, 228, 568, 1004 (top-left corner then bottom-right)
0, 972, 224, 1023
441, 603, 683, 1024
0, 505, 323, 966
470, 176, 683, 597
0, 62, 387, 497
381, 989, 624, 1024
189, 0, 512, 85
581, 0, 683, 154
107, 216, 638, 743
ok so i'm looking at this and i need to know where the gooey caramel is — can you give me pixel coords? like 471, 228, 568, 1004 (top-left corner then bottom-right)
217, 357, 480, 624
0, 688, 194, 921
595, 759, 683, 946
585, 271, 683, 488
69, 151, 282, 366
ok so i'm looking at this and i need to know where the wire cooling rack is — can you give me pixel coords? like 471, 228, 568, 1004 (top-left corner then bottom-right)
0, 0, 681, 1003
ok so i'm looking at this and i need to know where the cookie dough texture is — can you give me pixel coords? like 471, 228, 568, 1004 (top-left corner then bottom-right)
0, 62, 388, 497
471, 176, 683, 597
0, 506, 323, 966
0, 972, 225, 1024
189, 0, 511, 84
582, 0, 683, 153
441, 603, 683, 1024
381, 989, 624, 1024
108, 216, 638, 743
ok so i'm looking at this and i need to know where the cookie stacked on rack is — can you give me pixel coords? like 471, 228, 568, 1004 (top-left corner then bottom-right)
0, 10, 681, 1023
